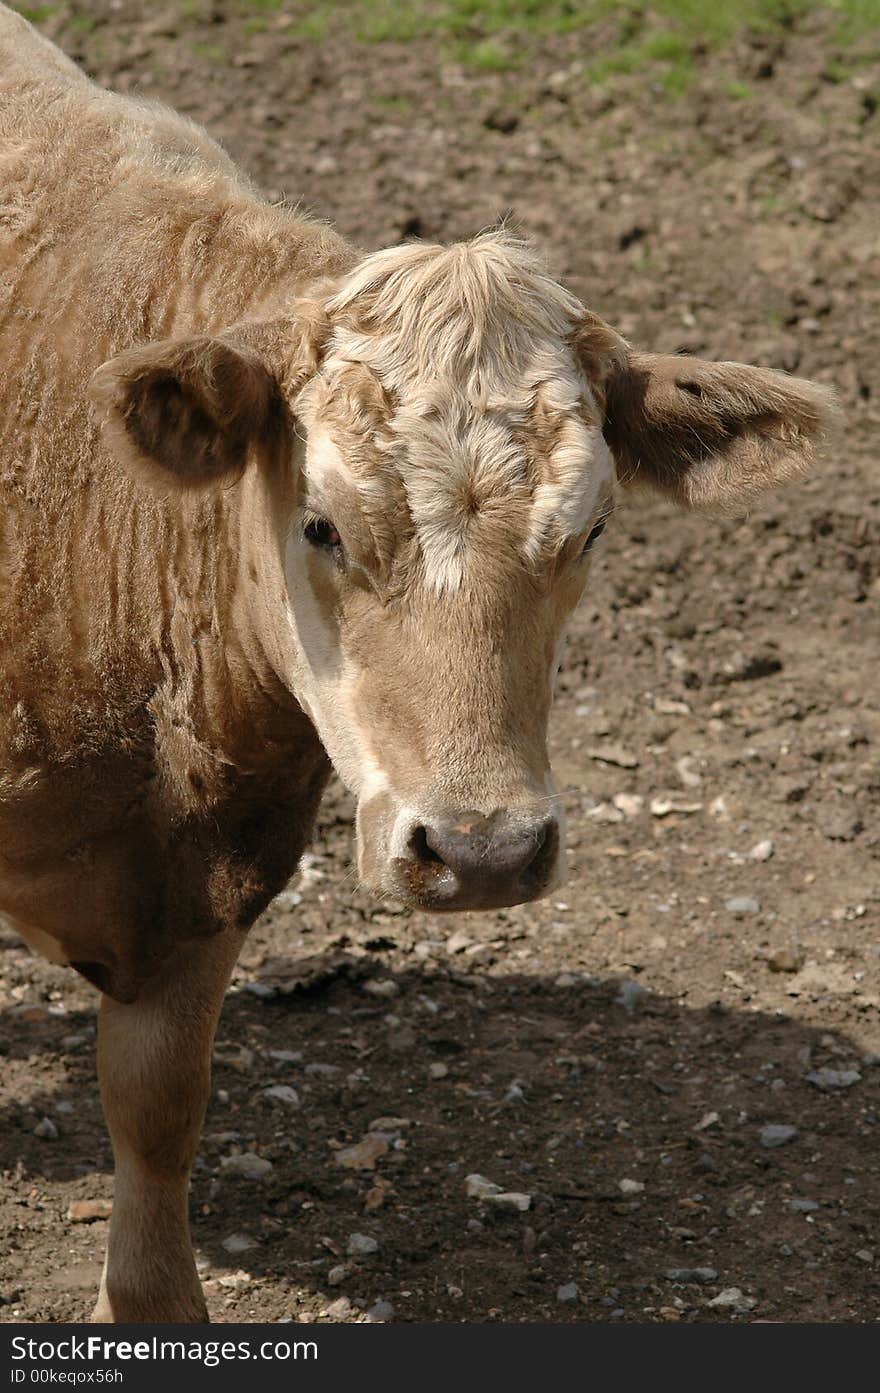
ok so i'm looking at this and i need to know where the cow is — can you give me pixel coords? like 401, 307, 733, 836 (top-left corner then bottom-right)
0, 4, 835, 1322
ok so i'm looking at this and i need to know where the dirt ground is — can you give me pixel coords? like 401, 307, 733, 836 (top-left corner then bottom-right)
1, 1, 879, 1325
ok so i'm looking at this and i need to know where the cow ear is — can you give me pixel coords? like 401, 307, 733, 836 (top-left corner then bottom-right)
89, 334, 288, 493
600, 349, 838, 510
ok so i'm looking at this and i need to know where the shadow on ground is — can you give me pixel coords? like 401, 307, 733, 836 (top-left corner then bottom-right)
1, 954, 877, 1322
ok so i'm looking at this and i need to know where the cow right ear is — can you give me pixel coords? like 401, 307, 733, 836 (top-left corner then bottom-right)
89, 334, 289, 493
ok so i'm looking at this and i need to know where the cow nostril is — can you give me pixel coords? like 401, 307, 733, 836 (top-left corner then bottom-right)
522, 815, 559, 885
409, 824, 445, 867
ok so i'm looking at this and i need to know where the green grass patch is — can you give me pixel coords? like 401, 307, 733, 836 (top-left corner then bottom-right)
11, 4, 58, 20
227, 1, 880, 90
16, 1, 880, 91
721, 77, 755, 97
192, 40, 228, 63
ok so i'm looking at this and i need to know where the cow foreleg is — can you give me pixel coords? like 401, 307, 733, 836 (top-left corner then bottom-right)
91, 930, 246, 1323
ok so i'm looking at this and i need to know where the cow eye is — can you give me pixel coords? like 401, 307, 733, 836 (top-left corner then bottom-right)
583, 515, 608, 553
304, 516, 342, 551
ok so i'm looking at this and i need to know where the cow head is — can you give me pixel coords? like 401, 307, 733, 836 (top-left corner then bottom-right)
91, 233, 835, 912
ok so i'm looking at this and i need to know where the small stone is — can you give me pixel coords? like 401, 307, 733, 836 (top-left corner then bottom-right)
585, 801, 623, 824
346, 1232, 379, 1257
724, 897, 760, 915
707, 1287, 756, 1312
336, 1135, 389, 1171
618, 1178, 645, 1195
273, 888, 303, 910
465, 1174, 502, 1200
324, 1296, 351, 1319
368, 1115, 412, 1133
9, 1002, 51, 1025
263, 1085, 300, 1109
760, 1124, 799, 1149
428, 1062, 449, 1080
675, 756, 702, 788
220, 1153, 273, 1180
242, 982, 276, 999
366, 1299, 395, 1321
650, 796, 702, 817
363, 978, 399, 999
557, 1282, 579, 1303
749, 839, 774, 861
364, 1179, 393, 1212
327, 1264, 349, 1286
616, 980, 647, 1015
222, 1233, 258, 1254
819, 812, 862, 842
34, 1117, 58, 1140
694, 1111, 721, 1132
788, 1198, 819, 1213
67, 1199, 112, 1223
612, 792, 644, 817
665, 1267, 718, 1284
855, 1249, 874, 1265
268, 1049, 302, 1064
446, 929, 472, 955
767, 947, 805, 974
60, 1033, 90, 1050
213, 1044, 255, 1074
484, 1192, 531, 1212
304, 1062, 341, 1078
805, 1068, 861, 1091
587, 743, 639, 769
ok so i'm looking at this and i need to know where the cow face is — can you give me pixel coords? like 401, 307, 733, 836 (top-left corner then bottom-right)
91, 233, 835, 913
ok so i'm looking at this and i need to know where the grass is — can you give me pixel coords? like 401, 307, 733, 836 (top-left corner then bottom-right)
13, 2, 880, 90
228, 1, 880, 85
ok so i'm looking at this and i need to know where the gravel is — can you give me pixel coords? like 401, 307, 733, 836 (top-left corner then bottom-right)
760, 1124, 799, 1149
262, 1085, 300, 1108
707, 1287, 757, 1312
366, 1299, 395, 1321
665, 1268, 718, 1283
346, 1233, 380, 1257
220, 1153, 273, 1180
805, 1068, 861, 1091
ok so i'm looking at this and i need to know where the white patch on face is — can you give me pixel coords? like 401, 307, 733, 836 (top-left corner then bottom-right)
396, 406, 527, 596
304, 426, 357, 494
526, 418, 613, 562
280, 525, 370, 795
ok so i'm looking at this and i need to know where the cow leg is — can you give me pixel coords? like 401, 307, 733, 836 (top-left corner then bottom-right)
91, 930, 247, 1323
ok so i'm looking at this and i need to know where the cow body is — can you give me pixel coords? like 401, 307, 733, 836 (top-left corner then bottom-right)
0, 5, 835, 1322
0, 7, 350, 1000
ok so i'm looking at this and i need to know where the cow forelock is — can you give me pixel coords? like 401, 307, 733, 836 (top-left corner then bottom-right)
293, 234, 613, 595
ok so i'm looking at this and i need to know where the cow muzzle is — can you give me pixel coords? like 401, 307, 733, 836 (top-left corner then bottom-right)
391, 806, 561, 911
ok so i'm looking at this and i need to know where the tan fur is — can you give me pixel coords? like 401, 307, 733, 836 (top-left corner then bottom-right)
0, 5, 835, 1322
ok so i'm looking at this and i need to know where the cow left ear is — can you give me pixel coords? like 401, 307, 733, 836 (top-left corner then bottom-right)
89, 334, 289, 494
599, 347, 838, 510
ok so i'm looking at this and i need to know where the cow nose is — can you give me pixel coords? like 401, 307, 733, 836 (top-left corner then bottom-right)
407, 808, 559, 909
